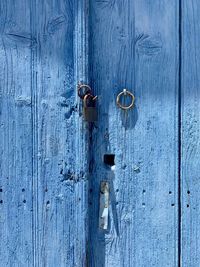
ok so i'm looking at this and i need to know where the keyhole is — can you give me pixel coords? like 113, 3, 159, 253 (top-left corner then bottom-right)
104, 154, 115, 166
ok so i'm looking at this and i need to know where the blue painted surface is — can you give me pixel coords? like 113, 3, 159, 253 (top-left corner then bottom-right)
0, 0, 88, 266
0, 0, 199, 266
88, 1, 179, 266
181, 1, 200, 266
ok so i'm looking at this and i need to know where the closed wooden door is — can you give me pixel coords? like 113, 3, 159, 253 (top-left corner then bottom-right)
0, 1, 199, 267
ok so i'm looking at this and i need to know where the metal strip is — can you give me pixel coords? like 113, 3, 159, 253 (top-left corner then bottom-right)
99, 181, 109, 230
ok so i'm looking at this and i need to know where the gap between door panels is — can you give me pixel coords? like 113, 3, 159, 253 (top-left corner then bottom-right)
178, 0, 182, 266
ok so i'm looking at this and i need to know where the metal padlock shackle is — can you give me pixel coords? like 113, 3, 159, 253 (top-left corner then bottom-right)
83, 93, 97, 107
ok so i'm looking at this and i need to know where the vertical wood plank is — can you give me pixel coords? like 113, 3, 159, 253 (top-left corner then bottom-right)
0, 0, 89, 266
88, 0, 179, 266
0, 0, 34, 266
32, 0, 89, 266
181, 1, 200, 266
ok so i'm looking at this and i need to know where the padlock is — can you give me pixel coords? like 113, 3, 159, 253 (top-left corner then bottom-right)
83, 94, 98, 122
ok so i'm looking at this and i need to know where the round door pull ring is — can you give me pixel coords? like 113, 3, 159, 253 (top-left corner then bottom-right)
116, 89, 135, 110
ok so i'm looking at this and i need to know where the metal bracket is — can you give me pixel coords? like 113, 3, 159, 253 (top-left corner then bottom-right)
99, 181, 109, 230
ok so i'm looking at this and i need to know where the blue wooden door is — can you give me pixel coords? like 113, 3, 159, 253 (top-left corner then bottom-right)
0, 0, 199, 267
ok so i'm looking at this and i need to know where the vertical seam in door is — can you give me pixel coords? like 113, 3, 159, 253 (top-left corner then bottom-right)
178, 0, 182, 266
30, 1, 35, 265
30, 0, 38, 266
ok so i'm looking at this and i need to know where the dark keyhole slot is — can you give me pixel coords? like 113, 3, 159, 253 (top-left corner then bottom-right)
104, 154, 115, 166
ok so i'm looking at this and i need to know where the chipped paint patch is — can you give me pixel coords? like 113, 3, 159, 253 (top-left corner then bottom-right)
15, 96, 31, 107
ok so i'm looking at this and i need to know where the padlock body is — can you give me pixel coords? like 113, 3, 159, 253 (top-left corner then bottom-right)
83, 106, 98, 122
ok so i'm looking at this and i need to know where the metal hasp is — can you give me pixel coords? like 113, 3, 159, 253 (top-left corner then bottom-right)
99, 181, 109, 230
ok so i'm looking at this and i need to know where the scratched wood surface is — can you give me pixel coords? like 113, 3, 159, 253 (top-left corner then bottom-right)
181, 1, 200, 266
3, 0, 200, 266
0, 1, 34, 265
0, 0, 88, 266
88, 1, 179, 266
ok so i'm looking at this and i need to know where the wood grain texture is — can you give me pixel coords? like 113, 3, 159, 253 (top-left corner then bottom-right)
0, 1, 34, 266
88, 1, 179, 266
0, 0, 88, 266
181, 1, 200, 266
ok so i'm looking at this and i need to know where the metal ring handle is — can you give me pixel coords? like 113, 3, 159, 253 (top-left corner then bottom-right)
78, 84, 92, 99
116, 89, 135, 110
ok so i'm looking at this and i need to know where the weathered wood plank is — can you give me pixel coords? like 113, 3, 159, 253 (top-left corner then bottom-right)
181, 1, 200, 266
0, 0, 34, 266
88, 0, 179, 266
0, 0, 89, 266
32, 0, 89, 266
